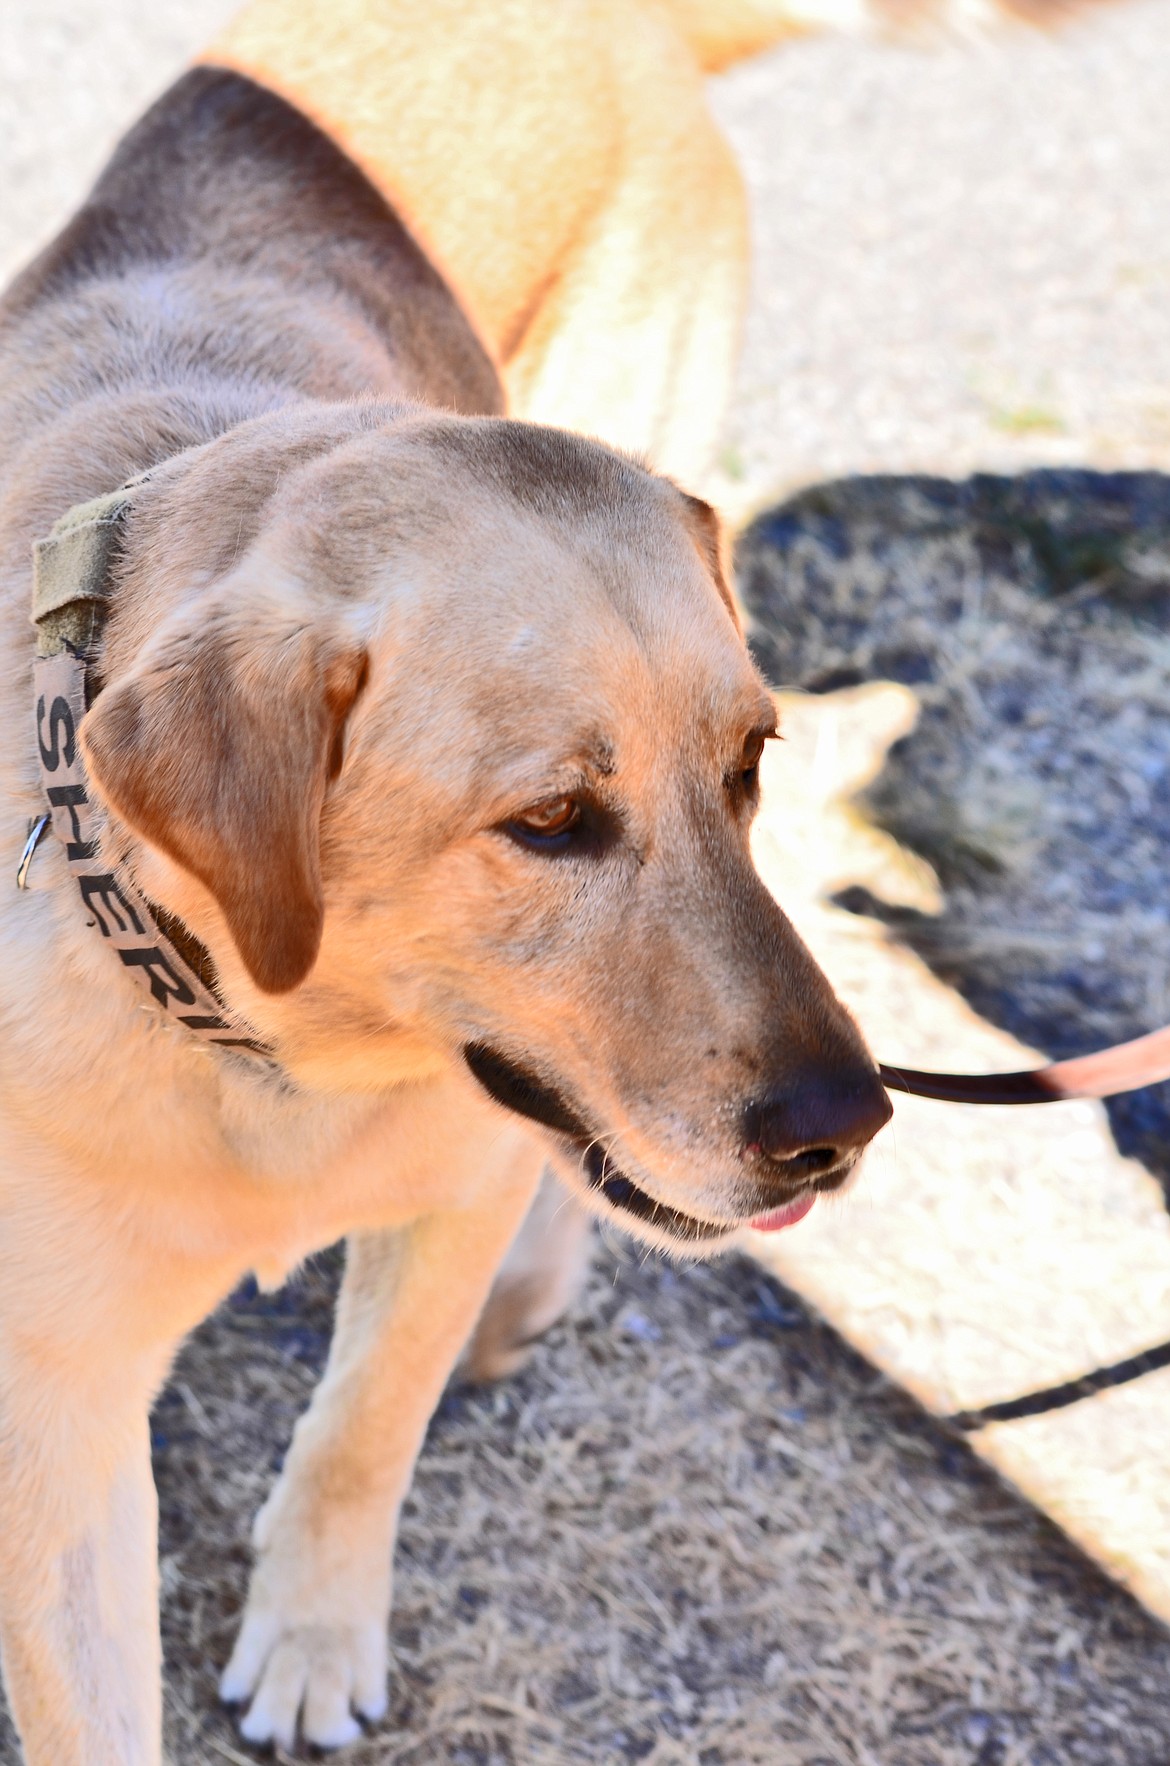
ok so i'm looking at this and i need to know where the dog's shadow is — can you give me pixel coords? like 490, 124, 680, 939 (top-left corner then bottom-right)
738, 467, 1170, 1196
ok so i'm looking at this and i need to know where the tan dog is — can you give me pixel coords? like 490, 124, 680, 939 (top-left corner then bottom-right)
0, 60, 891, 1765
205, 0, 1090, 490
205, 0, 1113, 1383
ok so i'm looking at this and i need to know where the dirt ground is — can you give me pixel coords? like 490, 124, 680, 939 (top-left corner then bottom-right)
6, 1246, 1170, 1766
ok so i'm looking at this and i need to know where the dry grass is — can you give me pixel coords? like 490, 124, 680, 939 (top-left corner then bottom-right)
5, 1246, 1170, 1765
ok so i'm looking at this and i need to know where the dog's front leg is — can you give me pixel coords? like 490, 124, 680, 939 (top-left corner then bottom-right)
0, 1379, 161, 1766
221, 1135, 544, 1751
465, 1165, 593, 1381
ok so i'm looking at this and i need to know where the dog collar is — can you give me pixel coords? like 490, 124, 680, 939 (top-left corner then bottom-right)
27, 480, 272, 1060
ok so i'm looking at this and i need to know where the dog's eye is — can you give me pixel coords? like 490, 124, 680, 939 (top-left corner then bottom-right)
728, 727, 775, 801
518, 796, 579, 835
507, 796, 582, 849
740, 730, 769, 789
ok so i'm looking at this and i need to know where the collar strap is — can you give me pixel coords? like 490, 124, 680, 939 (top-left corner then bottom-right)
30, 480, 273, 1063
32, 479, 148, 662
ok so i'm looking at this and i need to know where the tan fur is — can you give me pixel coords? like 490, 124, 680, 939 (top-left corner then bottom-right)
463, 1166, 598, 1382
204, 0, 749, 485
87, 610, 369, 993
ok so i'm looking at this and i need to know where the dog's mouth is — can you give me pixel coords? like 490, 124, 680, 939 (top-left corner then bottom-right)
462, 1041, 821, 1247
572, 1137, 737, 1245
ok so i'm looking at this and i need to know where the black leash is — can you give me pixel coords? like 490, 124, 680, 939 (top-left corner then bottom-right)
876, 1027, 1170, 1427
943, 1338, 1170, 1433
880, 1063, 1060, 1105
878, 1022, 1170, 1106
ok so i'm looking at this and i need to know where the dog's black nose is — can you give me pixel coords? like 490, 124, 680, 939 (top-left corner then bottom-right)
745, 1068, 892, 1176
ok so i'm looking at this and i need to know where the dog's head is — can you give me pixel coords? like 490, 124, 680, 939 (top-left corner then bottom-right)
84, 408, 889, 1249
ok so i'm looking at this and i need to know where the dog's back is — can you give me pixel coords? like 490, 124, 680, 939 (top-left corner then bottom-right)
0, 67, 499, 502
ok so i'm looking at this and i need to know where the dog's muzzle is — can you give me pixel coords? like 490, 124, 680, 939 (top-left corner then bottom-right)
462, 1041, 739, 1245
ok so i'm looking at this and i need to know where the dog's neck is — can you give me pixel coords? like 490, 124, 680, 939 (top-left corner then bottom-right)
30, 481, 275, 1061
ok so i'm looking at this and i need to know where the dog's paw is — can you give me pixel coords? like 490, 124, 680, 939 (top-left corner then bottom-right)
220, 1477, 395, 1750
221, 1613, 388, 1750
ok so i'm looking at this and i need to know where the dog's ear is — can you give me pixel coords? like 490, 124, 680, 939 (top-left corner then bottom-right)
82, 588, 368, 994
674, 488, 741, 633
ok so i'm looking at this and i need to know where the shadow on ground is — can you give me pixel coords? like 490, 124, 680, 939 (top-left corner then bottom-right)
4, 1248, 1170, 1766
739, 469, 1170, 1194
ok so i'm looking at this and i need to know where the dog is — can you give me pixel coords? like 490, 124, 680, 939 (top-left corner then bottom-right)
1, 0, 1105, 1751
0, 55, 891, 1763
204, 0, 1099, 489
203, 0, 1115, 1386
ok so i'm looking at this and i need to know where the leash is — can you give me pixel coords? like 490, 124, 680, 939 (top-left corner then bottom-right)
876, 1027, 1170, 1430
878, 1022, 1170, 1106
943, 1337, 1170, 1433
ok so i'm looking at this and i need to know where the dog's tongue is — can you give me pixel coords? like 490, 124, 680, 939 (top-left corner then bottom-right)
749, 1194, 817, 1233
